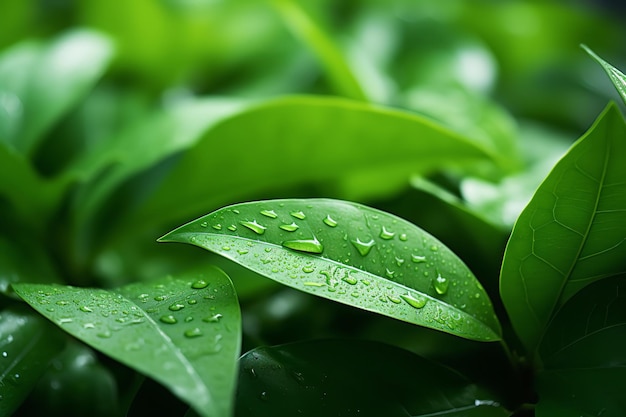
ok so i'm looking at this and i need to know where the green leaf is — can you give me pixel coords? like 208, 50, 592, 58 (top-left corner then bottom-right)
0, 305, 65, 417
236, 339, 508, 417
583, 44, 626, 107
272, 0, 367, 101
500, 103, 626, 353
119, 95, 500, 241
160, 199, 501, 341
0, 29, 113, 155
536, 275, 626, 416
12, 268, 241, 417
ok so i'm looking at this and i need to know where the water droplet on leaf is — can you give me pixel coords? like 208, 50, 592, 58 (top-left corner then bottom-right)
203, 314, 223, 323
280, 222, 299, 232
434, 275, 449, 295
323, 215, 338, 227
342, 275, 357, 285
401, 293, 427, 309
160, 315, 177, 324
379, 226, 395, 240
212, 224, 222, 231
184, 328, 203, 338
227, 224, 237, 231
260, 210, 278, 219
290, 211, 306, 220
282, 238, 323, 254
169, 303, 185, 311
411, 254, 426, 263
191, 279, 209, 289
351, 238, 375, 256
399, 234, 408, 241
240, 220, 267, 235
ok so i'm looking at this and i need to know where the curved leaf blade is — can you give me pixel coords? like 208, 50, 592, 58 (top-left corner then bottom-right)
536, 275, 626, 416
12, 268, 241, 417
119, 95, 501, 240
0, 29, 114, 154
583, 45, 626, 106
236, 339, 508, 417
500, 103, 626, 352
160, 199, 501, 341
0, 305, 65, 417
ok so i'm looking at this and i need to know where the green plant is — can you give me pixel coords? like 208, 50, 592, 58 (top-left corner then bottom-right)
1, 2, 626, 416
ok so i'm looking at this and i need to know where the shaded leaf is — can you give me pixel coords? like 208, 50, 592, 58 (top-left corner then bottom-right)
12, 268, 241, 417
500, 103, 626, 352
0, 305, 65, 417
160, 199, 501, 341
536, 275, 626, 416
0, 29, 113, 155
583, 44, 626, 107
236, 339, 508, 417
119, 95, 501, 241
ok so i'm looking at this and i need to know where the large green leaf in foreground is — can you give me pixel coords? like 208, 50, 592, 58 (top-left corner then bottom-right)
160, 199, 501, 341
13, 268, 241, 417
236, 339, 508, 417
500, 103, 626, 352
536, 275, 626, 416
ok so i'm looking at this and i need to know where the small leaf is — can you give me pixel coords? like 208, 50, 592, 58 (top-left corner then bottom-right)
583, 44, 626, 106
236, 339, 508, 417
500, 103, 626, 353
536, 275, 626, 416
12, 267, 241, 417
160, 199, 501, 341
0, 305, 65, 417
0, 29, 114, 155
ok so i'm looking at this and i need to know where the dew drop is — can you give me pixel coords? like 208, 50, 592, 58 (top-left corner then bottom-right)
227, 224, 237, 231
395, 257, 405, 266
192, 279, 209, 289
387, 295, 402, 304
58, 318, 73, 325
56, 300, 69, 306
2, 351, 8, 358
323, 215, 338, 227
302, 265, 315, 273
222, 246, 231, 251
434, 275, 449, 295
351, 238, 375, 256
379, 226, 395, 240
411, 254, 426, 263
188, 299, 197, 305
401, 293, 427, 309
79, 306, 93, 313
342, 275, 357, 285
280, 222, 299, 232
185, 316, 194, 322
304, 281, 325, 287
97, 330, 112, 339
169, 303, 185, 311
200, 221, 208, 228
260, 391, 268, 401
154, 295, 167, 301
290, 211, 306, 220
260, 209, 278, 219
184, 328, 203, 338
212, 224, 222, 231
237, 249, 249, 255
240, 220, 266, 235
232, 209, 240, 214
385, 268, 395, 278
430, 245, 439, 252
160, 315, 177, 324
399, 233, 408, 241
203, 314, 223, 323
282, 238, 323, 254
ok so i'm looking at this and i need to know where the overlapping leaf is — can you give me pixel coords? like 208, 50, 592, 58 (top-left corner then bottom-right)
500, 103, 626, 352
13, 268, 241, 417
536, 275, 626, 416
236, 339, 508, 417
583, 45, 626, 106
160, 199, 502, 341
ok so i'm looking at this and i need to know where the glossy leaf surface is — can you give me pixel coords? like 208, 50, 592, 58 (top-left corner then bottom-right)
536, 275, 626, 416
13, 268, 241, 417
121, 95, 500, 239
161, 199, 501, 341
236, 339, 508, 417
0, 29, 113, 154
583, 45, 626, 106
0, 305, 65, 417
500, 104, 626, 352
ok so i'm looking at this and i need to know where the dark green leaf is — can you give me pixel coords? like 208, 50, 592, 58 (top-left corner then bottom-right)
0, 305, 65, 417
236, 339, 508, 417
160, 199, 502, 341
500, 103, 626, 352
536, 275, 626, 416
583, 44, 626, 107
12, 268, 241, 417
119, 95, 501, 240
0, 29, 113, 155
